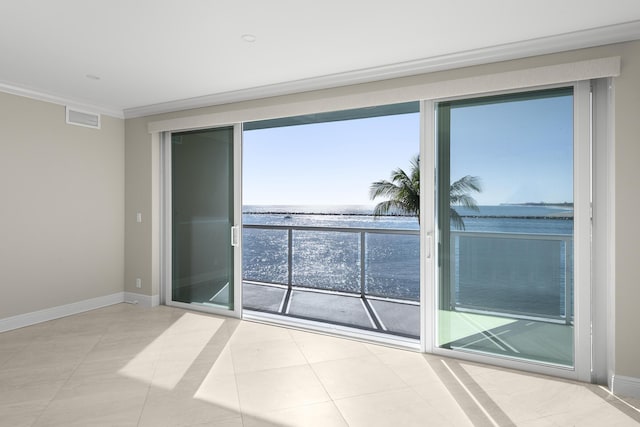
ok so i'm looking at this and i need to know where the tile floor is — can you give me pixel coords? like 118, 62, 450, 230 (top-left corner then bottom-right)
0, 303, 639, 426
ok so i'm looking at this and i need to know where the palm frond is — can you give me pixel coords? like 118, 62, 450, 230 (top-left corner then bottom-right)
450, 175, 482, 217
450, 208, 466, 230
372, 200, 405, 217
371, 155, 481, 229
450, 175, 481, 198
369, 180, 400, 200
371, 155, 420, 221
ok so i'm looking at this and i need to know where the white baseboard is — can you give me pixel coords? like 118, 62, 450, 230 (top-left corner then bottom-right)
612, 375, 640, 399
0, 292, 125, 333
123, 292, 160, 308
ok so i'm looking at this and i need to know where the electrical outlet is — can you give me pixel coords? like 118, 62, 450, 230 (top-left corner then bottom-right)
136, 278, 142, 288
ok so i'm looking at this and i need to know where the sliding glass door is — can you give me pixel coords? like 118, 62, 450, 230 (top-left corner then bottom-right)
434, 85, 590, 374
167, 125, 242, 316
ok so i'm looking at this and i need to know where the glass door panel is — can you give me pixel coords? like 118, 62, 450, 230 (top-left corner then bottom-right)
171, 127, 235, 311
436, 87, 575, 366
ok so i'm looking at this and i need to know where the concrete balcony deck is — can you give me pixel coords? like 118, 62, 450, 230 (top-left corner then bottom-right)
242, 281, 420, 338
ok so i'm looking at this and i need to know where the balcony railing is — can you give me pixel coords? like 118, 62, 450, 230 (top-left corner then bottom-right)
449, 231, 573, 323
242, 224, 573, 324
242, 224, 420, 302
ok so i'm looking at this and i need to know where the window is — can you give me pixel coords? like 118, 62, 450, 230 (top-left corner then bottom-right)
436, 88, 576, 366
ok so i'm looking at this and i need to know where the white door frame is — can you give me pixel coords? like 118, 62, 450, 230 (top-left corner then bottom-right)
160, 124, 243, 319
421, 82, 592, 382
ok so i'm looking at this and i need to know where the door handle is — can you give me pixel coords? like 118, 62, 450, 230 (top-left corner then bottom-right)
231, 225, 240, 247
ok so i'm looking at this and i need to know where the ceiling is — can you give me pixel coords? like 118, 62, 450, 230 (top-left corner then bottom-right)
1, 1, 640, 118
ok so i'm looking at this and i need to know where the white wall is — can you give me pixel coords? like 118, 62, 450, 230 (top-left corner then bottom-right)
0, 92, 125, 319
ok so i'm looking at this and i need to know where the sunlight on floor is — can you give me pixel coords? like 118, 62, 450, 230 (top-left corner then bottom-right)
3, 304, 639, 426
118, 312, 224, 390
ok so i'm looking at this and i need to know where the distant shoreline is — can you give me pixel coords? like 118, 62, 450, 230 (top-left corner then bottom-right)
242, 211, 412, 217
242, 211, 573, 220
500, 202, 574, 207
242, 204, 574, 220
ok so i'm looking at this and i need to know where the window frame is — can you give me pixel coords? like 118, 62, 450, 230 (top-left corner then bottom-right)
423, 82, 592, 381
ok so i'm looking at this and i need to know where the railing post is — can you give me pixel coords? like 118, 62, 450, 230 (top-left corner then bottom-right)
360, 231, 366, 297
287, 228, 293, 290
564, 237, 571, 324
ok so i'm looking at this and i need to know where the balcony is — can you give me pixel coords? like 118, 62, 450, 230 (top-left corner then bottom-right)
242, 224, 420, 338
242, 224, 573, 344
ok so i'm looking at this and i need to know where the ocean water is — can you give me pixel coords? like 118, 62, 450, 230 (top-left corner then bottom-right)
242, 205, 573, 316
243, 204, 573, 232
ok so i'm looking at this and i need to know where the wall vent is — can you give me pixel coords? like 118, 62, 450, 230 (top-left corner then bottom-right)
65, 107, 101, 129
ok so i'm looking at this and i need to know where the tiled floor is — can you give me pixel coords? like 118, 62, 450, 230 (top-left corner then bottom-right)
1, 304, 639, 426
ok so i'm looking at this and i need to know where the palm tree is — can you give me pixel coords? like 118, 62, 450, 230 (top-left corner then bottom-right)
370, 155, 420, 221
370, 155, 481, 229
448, 175, 482, 229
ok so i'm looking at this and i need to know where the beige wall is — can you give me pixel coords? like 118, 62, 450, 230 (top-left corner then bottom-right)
0, 92, 125, 318
612, 42, 640, 377
124, 41, 640, 379
124, 117, 153, 296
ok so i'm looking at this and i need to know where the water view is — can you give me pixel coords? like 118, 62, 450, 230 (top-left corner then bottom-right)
242, 204, 573, 306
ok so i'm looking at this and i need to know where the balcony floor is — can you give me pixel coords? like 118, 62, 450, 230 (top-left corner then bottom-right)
242, 282, 420, 338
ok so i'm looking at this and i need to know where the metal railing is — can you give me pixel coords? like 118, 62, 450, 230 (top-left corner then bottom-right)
450, 231, 573, 323
242, 224, 573, 323
242, 224, 420, 301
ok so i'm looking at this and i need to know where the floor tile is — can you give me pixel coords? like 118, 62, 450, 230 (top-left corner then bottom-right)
0, 368, 69, 406
311, 354, 407, 400
138, 387, 240, 427
290, 330, 373, 363
243, 401, 348, 427
0, 401, 51, 427
231, 337, 307, 373
2, 334, 98, 370
410, 382, 477, 427
185, 418, 244, 427
193, 373, 240, 411
229, 320, 293, 344
33, 395, 144, 427
205, 344, 236, 377
547, 399, 640, 426
334, 387, 461, 427
236, 364, 330, 414
373, 348, 441, 386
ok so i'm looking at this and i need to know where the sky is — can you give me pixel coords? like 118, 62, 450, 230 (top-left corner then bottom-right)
243, 113, 420, 206
450, 94, 574, 205
242, 94, 573, 206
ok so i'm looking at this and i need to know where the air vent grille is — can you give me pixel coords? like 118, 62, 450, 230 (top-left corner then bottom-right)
66, 107, 101, 129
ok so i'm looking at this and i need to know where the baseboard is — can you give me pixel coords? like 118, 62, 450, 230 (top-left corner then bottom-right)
0, 292, 125, 333
124, 292, 160, 308
612, 375, 640, 399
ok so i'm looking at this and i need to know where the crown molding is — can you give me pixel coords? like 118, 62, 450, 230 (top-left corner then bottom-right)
0, 80, 124, 119
124, 20, 640, 119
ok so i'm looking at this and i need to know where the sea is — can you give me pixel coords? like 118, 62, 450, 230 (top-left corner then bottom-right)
243, 204, 573, 232
242, 204, 574, 317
